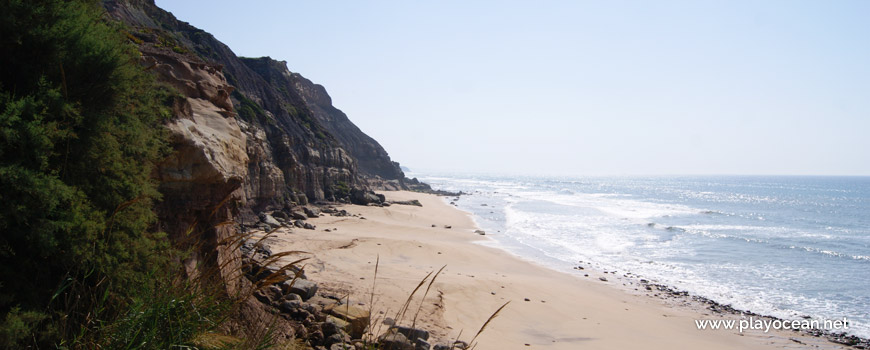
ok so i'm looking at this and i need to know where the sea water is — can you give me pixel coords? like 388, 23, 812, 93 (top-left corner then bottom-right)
412, 173, 870, 337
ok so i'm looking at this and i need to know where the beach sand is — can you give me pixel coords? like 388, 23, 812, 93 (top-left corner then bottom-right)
265, 191, 845, 349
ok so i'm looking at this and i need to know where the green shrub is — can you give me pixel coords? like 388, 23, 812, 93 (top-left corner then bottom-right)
0, 0, 186, 347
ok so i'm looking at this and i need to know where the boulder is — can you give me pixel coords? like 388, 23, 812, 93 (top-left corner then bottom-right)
304, 206, 321, 218
261, 214, 281, 228
379, 330, 415, 350
324, 315, 351, 335
324, 333, 346, 348
271, 210, 288, 220
294, 220, 305, 228
279, 300, 302, 313
324, 303, 370, 339
392, 200, 422, 207
291, 210, 308, 220
351, 189, 381, 205
391, 326, 429, 341
282, 279, 318, 300
304, 222, 316, 230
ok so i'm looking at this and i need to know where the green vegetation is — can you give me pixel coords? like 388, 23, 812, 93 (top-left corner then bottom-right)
332, 181, 351, 198
233, 90, 267, 123
0, 1, 229, 348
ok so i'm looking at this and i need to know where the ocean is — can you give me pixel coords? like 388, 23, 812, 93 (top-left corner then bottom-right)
412, 173, 870, 338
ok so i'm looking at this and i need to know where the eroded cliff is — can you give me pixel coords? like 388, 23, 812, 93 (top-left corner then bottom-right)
102, 0, 413, 222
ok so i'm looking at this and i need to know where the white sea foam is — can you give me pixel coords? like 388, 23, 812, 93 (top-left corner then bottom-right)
421, 174, 870, 338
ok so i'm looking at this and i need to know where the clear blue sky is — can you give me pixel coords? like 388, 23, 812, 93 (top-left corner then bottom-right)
156, 0, 869, 176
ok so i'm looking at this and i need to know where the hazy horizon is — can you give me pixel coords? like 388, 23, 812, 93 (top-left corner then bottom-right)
157, 1, 870, 176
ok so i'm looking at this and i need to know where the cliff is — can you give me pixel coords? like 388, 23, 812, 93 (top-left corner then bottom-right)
102, 0, 410, 224
97, 0, 425, 316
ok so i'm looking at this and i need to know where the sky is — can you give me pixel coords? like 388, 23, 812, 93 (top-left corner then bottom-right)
156, 0, 869, 176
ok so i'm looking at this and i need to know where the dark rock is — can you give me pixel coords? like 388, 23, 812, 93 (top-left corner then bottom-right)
304, 222, 316, 230
280, 300, 302, 313
379, 331, 415, 350
330, 343, 352, 350
283, 279, 318, 300
271, 210, 288, 220
253, 290, 271, 304
325, 333, 345, 347
321, 319, 342, 337
241, 239, 272, 260
414, 338, 430, 350
392, 325, 429, 341
291, 210, 308, 220
309, 328, 324, 346
351, 189, 382, 205
451, 341, 469, 349
304, 206, 321, 218
294, 220, 305, 228
392, 200, 422, 207
474, 230, 486, 235
261, 213, 281, 228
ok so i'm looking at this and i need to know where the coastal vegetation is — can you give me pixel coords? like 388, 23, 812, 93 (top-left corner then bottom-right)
0, 0, 227, 348
0, 2, 451, 349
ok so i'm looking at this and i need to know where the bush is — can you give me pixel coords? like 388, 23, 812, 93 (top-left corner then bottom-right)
0, 0, 187, 347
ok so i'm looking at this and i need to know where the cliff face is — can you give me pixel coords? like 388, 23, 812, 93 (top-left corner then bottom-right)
240, 58, 405, 181
102, 0, 409, 221
97, 0, 419, 296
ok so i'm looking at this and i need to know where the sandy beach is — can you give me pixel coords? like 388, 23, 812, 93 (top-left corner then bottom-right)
263, 191, 847, 350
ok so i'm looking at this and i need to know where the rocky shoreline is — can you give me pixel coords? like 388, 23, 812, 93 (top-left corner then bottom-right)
239, 236, 459, 349
226, 190, 870, 350
571, 261, 870, 349
237, 199, 469, 350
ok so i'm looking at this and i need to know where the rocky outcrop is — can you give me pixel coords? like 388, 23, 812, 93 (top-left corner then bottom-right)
136, 40, 247, 292
240, 57, 404, 180
102, 0, 408, 220
98, 0, 449, 346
